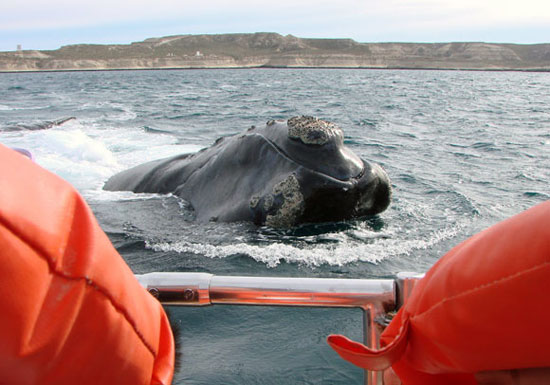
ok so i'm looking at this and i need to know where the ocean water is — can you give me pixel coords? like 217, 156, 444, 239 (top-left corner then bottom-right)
1, 68, 549, 384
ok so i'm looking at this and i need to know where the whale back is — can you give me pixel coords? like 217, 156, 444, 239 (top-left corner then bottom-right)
104, 117, 391, 227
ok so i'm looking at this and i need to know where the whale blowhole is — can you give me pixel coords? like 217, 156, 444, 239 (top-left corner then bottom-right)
287, 116, 343, 146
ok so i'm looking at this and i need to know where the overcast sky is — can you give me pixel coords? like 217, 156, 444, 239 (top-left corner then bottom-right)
2, 0, 550, 51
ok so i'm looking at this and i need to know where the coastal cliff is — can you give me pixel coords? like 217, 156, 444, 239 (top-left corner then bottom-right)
1, 33, 549, 72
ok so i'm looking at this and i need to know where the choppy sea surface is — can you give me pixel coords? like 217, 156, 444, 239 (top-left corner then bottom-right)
1, 69, 549, 384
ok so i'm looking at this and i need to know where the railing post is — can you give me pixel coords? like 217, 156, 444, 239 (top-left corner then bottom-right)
395, 272, 425, 310
364, 273, 424, 385
363, 303, 386, 385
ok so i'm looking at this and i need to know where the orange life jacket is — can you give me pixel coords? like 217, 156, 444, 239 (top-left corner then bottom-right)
328, 200, 550, 384
0, 145, 175, 384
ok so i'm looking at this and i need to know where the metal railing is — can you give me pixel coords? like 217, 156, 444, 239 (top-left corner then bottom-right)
136, 272, 424, 385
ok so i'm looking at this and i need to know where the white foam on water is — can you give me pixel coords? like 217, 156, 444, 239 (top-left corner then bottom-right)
0, 104, 50, 111
1, 120, 118, 191
43, 130, 116, 164
145, 219, 466, 268
86, 189, 168, 202
37, 130, 118, 190
87, 124, 203, 171
105, 102, 138, 122
0, 117, 205, 195
115, 142, 203, 170
76, 101, 137, 121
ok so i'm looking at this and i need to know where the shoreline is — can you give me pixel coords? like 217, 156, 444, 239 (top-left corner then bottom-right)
2, 34, 549, 74
2, 65, 549, 74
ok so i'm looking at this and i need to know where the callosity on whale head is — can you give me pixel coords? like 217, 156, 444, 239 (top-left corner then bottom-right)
104, 116, 391, 227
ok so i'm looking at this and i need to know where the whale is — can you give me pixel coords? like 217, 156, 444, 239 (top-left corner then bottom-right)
104, 116, 391, 227
2, 117, 76, 131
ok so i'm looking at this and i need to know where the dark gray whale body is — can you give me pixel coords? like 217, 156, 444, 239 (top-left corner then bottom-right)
104, 116, 391, 227
2, 117, 75, 131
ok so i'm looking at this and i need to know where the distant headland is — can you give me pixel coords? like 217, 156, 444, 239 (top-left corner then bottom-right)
1, 33, 549, 72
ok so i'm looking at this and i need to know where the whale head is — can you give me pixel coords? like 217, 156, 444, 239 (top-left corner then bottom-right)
248, 116, 392, 227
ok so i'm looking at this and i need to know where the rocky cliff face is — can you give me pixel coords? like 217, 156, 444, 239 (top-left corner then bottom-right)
1, 33, 549, 72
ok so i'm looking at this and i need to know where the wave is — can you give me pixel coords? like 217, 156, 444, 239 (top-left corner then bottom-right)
523, 191, 549, 199
144, 218, 466, 269
86, 189, 168, 202
0, 104, 50, 111
1, 124, 119, 191
143, 125, 172, 134
77, 101, 137, 121
146, 239, 383, 268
